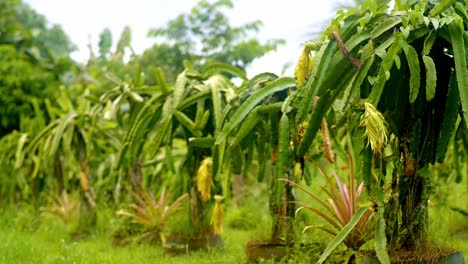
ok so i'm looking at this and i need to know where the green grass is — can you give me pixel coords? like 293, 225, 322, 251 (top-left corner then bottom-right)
0, 164, 466, 264
0, 229, 251, 264
428, 169, 468, 257
0, 205, 252, 264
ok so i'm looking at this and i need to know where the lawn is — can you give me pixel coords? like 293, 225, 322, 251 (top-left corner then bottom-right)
0, 174, 465, 264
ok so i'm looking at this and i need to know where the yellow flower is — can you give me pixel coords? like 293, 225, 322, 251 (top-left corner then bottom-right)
294, 162, 302, 178
294, 47, 311, 87
359, 102, 388, 155
196, 157, 213, 202
211, 195, 224, 235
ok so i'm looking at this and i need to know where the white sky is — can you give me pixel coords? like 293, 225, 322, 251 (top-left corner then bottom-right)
24, 0, 336, 77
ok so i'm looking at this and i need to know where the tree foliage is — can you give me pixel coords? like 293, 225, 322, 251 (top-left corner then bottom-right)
141, 0, 284, 82
288, 0, 467, 256
0, 0, 75, 136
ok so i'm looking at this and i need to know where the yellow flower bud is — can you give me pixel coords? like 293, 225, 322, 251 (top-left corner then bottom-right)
211, 195, 224, 235
196, 157, 213, 202
294, 47, 311, 87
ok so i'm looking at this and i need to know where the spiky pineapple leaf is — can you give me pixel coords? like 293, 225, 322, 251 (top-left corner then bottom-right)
317, 207, 369, 264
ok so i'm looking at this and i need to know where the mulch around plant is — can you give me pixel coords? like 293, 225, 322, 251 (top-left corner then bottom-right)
364, 246, 458, 263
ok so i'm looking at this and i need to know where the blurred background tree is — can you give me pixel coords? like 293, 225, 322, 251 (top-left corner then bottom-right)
0, 0, 75, 137
139, 0, 285, 83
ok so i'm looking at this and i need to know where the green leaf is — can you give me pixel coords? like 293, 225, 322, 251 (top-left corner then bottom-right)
362, 146, 373, 190
297, 90, 335, 157
423, 30, 436, 56
50, 112, 78, 156
231, 109, 261, 146
25, 121, 58, 154
429, 0, 456, 17
210, 78, 223, 132
317, 207, 369, 264
155, 67, 170, 94
14, 133, 28, 169
177, 89, 211, 110
430, 18, 440, 30
296, 40, 336, 123
173, 71, 187, 108
360, 41, 375, 61
257, 102, 283, 113
422, 56, 437, 101
241, 72, 278, 94
352, 56, 375, 97
128, 91, 144, 103
369, 36, 401, 105
449, 22, 468, 129
436, 73, 460, 162
454, 3, 468, 24
377, 0, 392, 9
117, 142, 129, 169
202, 62, 247, 81
277, 113, 289, 180
401, 42, 421, 103
371, 16, 402, 40
196, 110, 211, 130
216, 77, 295, 144
150, 117, 172, 158
375, 198, 391, 264
174, 110, 202, 137
188, 137, 215, 148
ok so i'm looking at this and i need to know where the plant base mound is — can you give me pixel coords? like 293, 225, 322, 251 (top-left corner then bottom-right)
246, 240, 292, 263
361, 247, 465, 264
163, 233, 223, 255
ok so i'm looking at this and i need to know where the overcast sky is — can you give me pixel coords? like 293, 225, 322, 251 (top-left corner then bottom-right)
24, 0, 336, 76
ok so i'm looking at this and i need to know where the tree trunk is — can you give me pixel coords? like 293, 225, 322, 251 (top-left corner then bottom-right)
78, 159, 97, 231
395, 144, 429, 250
231, 173, 245, 206
54, 152, 64, 195
128, 156, 143, 194
189, 186, 213, 236
270, 172, 295, 244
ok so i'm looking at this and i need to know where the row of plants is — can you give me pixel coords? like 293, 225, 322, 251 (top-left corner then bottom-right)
0, 0, 467, 263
